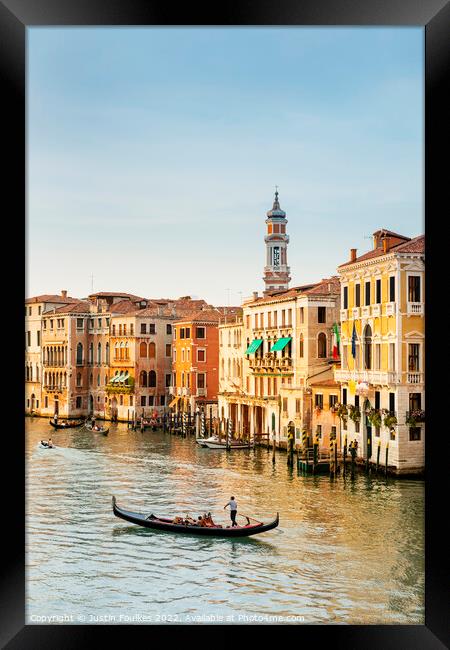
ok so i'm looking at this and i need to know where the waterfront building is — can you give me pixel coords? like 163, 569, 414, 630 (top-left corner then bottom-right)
217, 313, 245, 426
25, 291, 78, 415
334, 229, 425, 474
171, 307, 241, 417
310, 378, 341, 451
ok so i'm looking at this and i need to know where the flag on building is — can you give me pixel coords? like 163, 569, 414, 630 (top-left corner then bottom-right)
332, 322, 340, 359
351, 322, 357, 359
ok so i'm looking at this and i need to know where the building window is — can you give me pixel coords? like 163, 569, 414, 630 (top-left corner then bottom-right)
196, 327, 206, 339
299, 334, 304, 358
149, 371, 156, 388
408, 276, 421, 302
365, 281, 371, 306
130, 396, 133, 407
316, 425, 322, 439
317, 333, 327, 358
141, 323, 146, 334
409, 393, 422, 411
140, 342, 147, 358
166, 324, 172, 335
363, 324, 372, 370
355, 284, 360, 307
318, 307, 326, 323
166, 374, 171, 387
331, 426, 337, 440
343, 286, 348, 309
197, 349, 206, 362
27, 331, 31, 347
76, 343, 83, 365
160, 395, 165, 406
197, 373, 205, 389
180, 328, 185, 339
342, 388, 347, 405
389, 276, 395, 302
38, 306, 41, 315
295, 399, 301, 415
76, 318, 84, 330
148, 342, 156, 358
408, 344, 420, 371
409, 427, 421, 441
76, 396, 82, 409
389, 393, 395, 414
140, 371, 148, 387
149, 324, 156, 334
166, 344, 171, 357
185, 327, 191, 338
376, 279, 381, 304
315, 394, 323, 409
389, 343, 396, 371
141, 396, 146, 407
112, 324, 116, 335
374, 343, 381, 370
329, 394, 338, 409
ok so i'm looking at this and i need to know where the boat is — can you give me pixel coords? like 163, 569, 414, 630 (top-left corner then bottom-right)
112, 496, 279, 537
39, 440, 55, 449
204, 440, 253, 449
84, 421, 109, 435
49, 418, 85, 429
196, 435, 219, 447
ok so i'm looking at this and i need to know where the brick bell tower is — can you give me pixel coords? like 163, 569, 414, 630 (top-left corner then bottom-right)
263, 188, 291, 295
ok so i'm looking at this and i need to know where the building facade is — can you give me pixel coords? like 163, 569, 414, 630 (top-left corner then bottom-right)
334, 230, 425, 474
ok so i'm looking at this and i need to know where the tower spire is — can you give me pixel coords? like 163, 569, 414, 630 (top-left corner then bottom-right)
263, 189, 291, 295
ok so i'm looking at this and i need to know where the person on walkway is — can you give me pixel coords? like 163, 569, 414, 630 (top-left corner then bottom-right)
224, 496, 238, 527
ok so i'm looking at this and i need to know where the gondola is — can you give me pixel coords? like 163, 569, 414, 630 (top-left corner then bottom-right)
49, 418, 85, 429
84, 421, 109, 435
112, 496, 279, 537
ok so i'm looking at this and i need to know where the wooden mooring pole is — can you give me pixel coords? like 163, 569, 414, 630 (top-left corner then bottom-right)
385, 441, 389, 478
376, 440, 381, 474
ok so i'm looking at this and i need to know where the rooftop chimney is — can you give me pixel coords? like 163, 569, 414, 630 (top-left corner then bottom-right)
61, 290, 67, 299
253, 291, 258, 301
382, 237, 390, 253
350, 248, 357, 262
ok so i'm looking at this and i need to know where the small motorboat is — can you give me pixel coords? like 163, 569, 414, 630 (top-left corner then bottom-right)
196, 435, 219, 447
39, 440, 55, 449
49, 418, 85, 429
112, 496, 279, 537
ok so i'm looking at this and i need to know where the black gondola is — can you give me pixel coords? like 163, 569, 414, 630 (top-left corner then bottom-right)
49, 418, 85, 429
112, 496, 279, 537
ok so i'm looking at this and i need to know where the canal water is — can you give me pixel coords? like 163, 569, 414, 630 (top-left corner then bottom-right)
26, 418, 424, 625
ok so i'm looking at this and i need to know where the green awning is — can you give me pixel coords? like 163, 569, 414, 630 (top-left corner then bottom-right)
270, 336, 292, 352
245, 339, 263, 354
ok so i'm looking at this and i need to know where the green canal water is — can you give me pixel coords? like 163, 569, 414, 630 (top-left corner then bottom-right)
26, 418, 424, 625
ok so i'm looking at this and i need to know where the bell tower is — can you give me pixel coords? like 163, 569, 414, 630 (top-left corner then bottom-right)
263, 188, 291, 294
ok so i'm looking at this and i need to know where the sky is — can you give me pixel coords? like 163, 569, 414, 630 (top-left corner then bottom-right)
27, 27, 424, 305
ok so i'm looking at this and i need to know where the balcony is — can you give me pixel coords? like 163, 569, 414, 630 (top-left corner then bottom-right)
405, 410, 425, 425
406, 372, 424, 385
334, 369, 400, 386
340, 309, 348, 320
351, 307, 360, 318
407, 302, 424, 316
385, 302, 396, 316
197, 388, 207, 396
361, 306, 371, 318
43, 385, 65, 393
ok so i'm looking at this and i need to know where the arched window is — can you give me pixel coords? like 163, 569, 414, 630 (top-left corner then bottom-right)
124, 342, 129, 360
364, 324, 372, 370
114, 343, 119, 360
90, 373, 93, 386
89, 342, 93, 364
76, 343, 83, 365
97, 373, 100, 386
119, 341, 124, 360
299, 334, 304, 358
140, 342, 147, 358
97, 342, 102, 365
318, 333, 327, 358
76, 373, 82, 387
148, 342, 156, 358
105, 342, 109, 363
149, 370, 156, 387
26, 365, 29, 381
140, 371, 147, 387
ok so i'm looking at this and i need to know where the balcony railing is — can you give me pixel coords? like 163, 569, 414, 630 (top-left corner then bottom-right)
371, 304, 381, 317
407, 302, 424, 316
406, 372, 424, 384
197, 388, 207, 396
405, 410, 425, 425
361, 306, 371, 318
334, 369, 400, 385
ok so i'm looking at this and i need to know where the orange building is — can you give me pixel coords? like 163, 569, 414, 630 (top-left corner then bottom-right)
171, 308, 241, 415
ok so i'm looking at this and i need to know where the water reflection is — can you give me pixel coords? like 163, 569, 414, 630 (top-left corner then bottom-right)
26, 418, 424, 624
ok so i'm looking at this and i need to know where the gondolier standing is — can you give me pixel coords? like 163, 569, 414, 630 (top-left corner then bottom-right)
224, 496, 238, 527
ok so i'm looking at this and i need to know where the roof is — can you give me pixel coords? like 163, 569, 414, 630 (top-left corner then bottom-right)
302, 277, 341, 295
88, 291, 146, 301
109, 300, 142, 315
339, 232, 424, 268
245, 279, 339, 306
173, 308, 224, 325
310, 378, 340, 388
25, 294, 78, 304
43, 301, 91, 315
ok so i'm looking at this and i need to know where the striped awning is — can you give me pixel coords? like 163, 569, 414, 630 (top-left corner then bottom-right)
245, 339, 263, 354
270, 337, 292, 352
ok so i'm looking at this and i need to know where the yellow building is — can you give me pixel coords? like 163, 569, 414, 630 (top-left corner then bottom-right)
335, 229, 425, 474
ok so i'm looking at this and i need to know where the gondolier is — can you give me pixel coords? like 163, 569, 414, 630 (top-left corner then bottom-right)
224, 496, 238, 527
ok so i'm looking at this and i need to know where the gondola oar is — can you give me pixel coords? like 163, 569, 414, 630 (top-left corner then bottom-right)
237, 513, 263, 525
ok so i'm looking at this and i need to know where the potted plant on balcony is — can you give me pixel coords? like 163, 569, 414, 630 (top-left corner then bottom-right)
367, 408, 382, 428
383, 411, 398, 429
348, 404, 361, 423
336, 403, 348, 426
406, 409, 425, 426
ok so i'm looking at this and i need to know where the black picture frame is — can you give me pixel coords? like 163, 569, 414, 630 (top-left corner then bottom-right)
3, 0, 449, 646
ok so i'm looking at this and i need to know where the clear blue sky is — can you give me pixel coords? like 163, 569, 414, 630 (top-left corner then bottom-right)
27, 27, 424, 305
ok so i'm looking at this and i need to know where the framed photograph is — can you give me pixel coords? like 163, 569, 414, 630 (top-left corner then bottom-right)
4, 0, 448, 646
